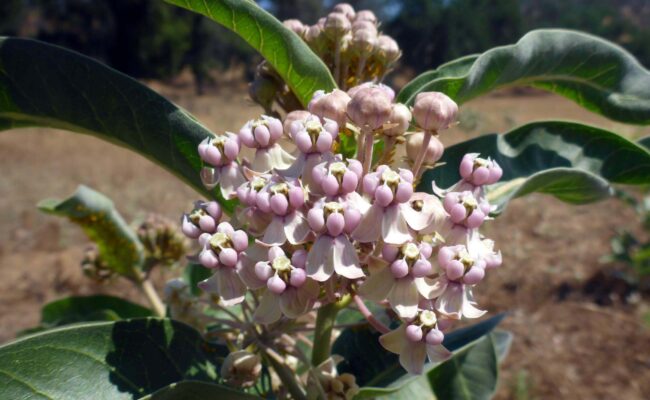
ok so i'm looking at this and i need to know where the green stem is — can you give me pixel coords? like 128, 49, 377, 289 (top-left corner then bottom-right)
138, 278, 166, 318
265, 352, 307, 400
311, 295, 351, 367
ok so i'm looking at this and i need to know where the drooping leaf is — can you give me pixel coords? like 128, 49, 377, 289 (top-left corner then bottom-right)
638, 135, 650, 151
40, 295, 153, 326
428, 334, 498, 400
418, 121, 650, 211
398, 29, 650, 124
331, 313, 505, 398
164, 0, 336, 107
0, 37, 236, 212
38, 185, 144, 279
140, 381, 261, 400
0, 318, 228, 400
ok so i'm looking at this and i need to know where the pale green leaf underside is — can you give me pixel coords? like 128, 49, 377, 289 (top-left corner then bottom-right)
38, 185, 144, 279
140, 381, 261, 400
398, 29, 650, 124
0, 37, 236, 212
418, 121, 650, 211
164, 0, 336, 106
0, 319, 224, 400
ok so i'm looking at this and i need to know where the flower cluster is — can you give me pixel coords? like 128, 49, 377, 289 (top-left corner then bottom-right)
182, 77, 503, 376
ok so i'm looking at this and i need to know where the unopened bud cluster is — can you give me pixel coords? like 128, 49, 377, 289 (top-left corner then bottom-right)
250, 3, 401, 115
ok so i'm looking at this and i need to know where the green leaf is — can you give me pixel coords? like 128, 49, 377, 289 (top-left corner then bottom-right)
332, 314, 505, 398
164, 0, 336, 107
398, 29, 650, 124
140, 381, 261, 400
0, 318, 228, 400
638, 135, 650, 151
428, 334, 498, 400
38, 185, 144, 279
418, 121, 650, 211
40, 295, 153, 327
0, 37, 236, 212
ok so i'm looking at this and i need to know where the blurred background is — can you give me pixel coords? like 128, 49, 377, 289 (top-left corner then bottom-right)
1, 1, 649, 399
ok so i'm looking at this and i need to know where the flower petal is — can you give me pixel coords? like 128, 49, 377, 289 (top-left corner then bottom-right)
382, 204, 412, 245
284, 211, 310, 244
379, 324, 408, 355
352, 204, 383, 243
253, 290, 283, 324
415, 276, 447, 299
358, 265, 394, 302
306, 235, 335, 281
200, 167, 220, 189
333, 236, 364, 279
279, 283, 317, 318
262, 216, 287, 245
215, 267, 247, 306
435, 282, 464, 319
426, 344, 452, 364
219, 163, 245, 198
399, 341, 427, 375
462, 287, 487, 319
389, 277, 419, 319
237, 257, 266, 290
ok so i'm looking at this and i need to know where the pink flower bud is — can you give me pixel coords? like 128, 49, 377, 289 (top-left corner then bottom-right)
324, 12, 351, 38
270, 193, 289, 216
288, 187, 305, 209
326, 212, 345, 237
322, 175, 340, 196
438, 246, 455, 267
375, 185, 394, 207
351, 20, 377, 35
199, 249, 219, 269
341, 170, 359, 193
355, 10, 377, 24
181, 216, 201, 238
283, 19, 306, 36
419, 243, 433, 259
412, 92, 458, 131
350, 28, 377, 55
463, 266, 485, 285
219, 248, 238, 268
406, 133, 444, 165
267, 275, 287, 294
459, 154, 503, 186
406, 324, 424, 342
376, 35, 401, 64
239, 116, 282, 149
465, 209, 486, 229
446, 260, 465, 280
395, 182, 413, 204
382, 245, 399, 261
308, 208, 325, 232
412, 260, 432, 278
268, 246, 285, 262
425, 329, 444, 346
292, 250, 308, 269
344, 208, 361, 233
333, 3, 355, 20
231, 230, 249, 252
384, 103, 411, 137
255, 261, 273, 281
309, 89, 350, 127
284, 110, 311, 136
390, 259, 409, 278
290, 268, 307, 287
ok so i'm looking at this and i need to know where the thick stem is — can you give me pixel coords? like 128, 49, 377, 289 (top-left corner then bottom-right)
361, 128, 374, 178
140, 279, 165, 318
353, 295, 390, 334
412, 129, 434, 180
311, 296, 351, 367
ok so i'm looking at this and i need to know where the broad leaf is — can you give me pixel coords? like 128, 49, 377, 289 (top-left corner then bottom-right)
165, 0, 336, 106
428, 334, 498, 400
419, 121, 650, 211
0, 318, 228, 400
141, 381, 260, 400
38, 185, 144, 279
0, 37, 236, 212
398, 29, 650, 124
183, 263, 213, 296
331, 314, 505, 398
638, 135, 650, 151
40, 295, 153, 326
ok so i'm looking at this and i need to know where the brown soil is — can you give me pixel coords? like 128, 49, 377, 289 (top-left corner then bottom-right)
1, 80, 649, 399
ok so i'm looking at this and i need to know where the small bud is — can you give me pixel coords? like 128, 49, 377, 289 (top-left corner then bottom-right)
350, 28, 376, 55
347, 82, 394, 101
376, 35, 401, 64
283, 19, 306, 36
324, 12, 351, 39
333, 3, 356, 20
283, 110, 311, 136
406, 132, 444, 165
384, 103, 411, 137
347, 87, 392, 130
221, 350, 262, 388
355, 10, 377, 24
412, 92, 458, 131
305, 24, 327, 54
351, 20, 377, 35
308, 89, 351, 127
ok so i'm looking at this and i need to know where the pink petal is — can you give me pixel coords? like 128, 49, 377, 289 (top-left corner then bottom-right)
399, 341, 427, 375
306, 235, 335, 281
284, 211, 310, 244
435, 283, 464, 319
268, 143, 296, 170
379, 325, 408, 354
200, 167, 220, 189
358, 265, 394, 302
426, 344, 452, 364
382, 205, 412, 245
389, 277, 419, 319
352, 204, 383, 243
236, 257, 266, 290
333, 236, 364, 280
253, 291, 283, 324
215, 267, 247, 306
416, 276, 448, 299
280, 280, 318, 318
219, 163, 245, 198
462, 287, 487, 319
262, 216, 287, 245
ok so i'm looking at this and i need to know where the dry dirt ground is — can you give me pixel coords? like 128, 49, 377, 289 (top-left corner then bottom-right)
1, 79, 649, 399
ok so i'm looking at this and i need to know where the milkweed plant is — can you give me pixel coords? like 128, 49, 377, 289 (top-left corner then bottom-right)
1, 1, 650, 399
